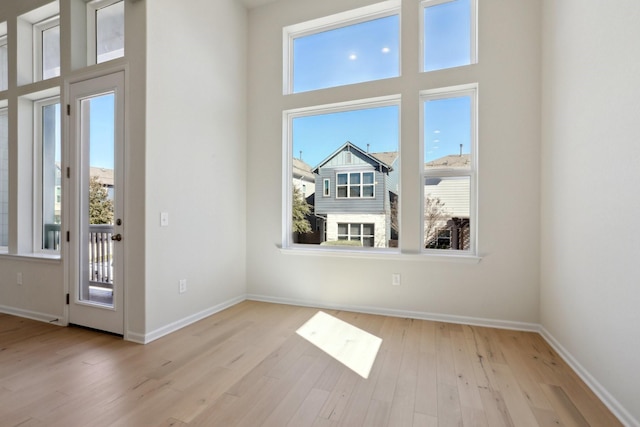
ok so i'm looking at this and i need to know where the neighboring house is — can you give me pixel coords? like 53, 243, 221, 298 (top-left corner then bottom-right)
292, 158, 321, 244
292, 157, 315, 199
312, 141, 398, 248
424, 154, 471, 250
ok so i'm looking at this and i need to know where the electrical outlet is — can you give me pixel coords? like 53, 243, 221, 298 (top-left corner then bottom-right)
179, 279, 187, 294
160, 212, 169, 227
391, 273, 401, 286
17, 272, 23, 285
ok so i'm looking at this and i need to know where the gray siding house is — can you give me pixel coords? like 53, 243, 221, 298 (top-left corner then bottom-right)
312, 142, 398, 247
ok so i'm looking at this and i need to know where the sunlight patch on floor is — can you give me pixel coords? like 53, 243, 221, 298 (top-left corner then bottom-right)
296, 311, 382, 379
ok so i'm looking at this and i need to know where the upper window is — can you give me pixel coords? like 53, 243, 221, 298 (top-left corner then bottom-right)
421, 84, 477, 253
35, 98, 61, 252
0, 108, 7, 248
336, 172, 375, 198
284, 0, 400, 94
421, 0, 477, 72
88, 0, 125, 65
34, 16, 61, 81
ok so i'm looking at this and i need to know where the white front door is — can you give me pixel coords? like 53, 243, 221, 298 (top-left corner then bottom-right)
68, 71, 125, 335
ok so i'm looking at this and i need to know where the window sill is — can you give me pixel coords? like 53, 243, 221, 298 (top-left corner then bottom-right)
0, 251, 61, 263
278, 245, 482, 264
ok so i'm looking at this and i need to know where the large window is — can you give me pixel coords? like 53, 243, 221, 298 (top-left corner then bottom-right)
421, 85, 476, 253
0, 109, 7, 248
35, 99, 61, 252
284, 0, 400, 94
284, 1, 478, 256
286, 97, 400, 249
88, 0, 125, 64
421, 0, 476, 72
3, 1, 125, 257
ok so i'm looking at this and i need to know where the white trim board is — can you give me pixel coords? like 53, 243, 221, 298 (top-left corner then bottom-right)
540, 327, 639, 427
246, 294, 539, 332
137, 294, 246, 344
0, 304, 64, 326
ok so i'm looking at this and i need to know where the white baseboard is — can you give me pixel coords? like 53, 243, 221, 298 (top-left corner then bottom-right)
0, 304, 64, 326
246, 293, 539, 331
139, 295, 246, 344
539, 327, 639, 427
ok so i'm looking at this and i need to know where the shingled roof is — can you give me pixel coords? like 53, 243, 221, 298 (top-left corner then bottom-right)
425, 154, 471, 169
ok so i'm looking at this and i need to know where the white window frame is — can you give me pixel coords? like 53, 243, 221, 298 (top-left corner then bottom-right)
282, 0, 400, 95
419, 0, 478, 73
0, 107, 8, 250
0, 33, 7, 92
323, 178, 330, 197
336, 171, 375, 199
33, 15, 60, 82
33, 96, 61, 254
87, 0, 125, 66
420, 83, 478, 255
283, 95, 400, 250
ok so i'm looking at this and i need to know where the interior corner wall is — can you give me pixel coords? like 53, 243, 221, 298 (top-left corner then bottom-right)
541, 1, 640, 424
246, 0, 542, 325
144, 0, 248, 336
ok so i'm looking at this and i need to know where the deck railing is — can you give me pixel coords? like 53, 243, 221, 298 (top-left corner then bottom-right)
43, 223, 114, 290
89, 224, 114, 289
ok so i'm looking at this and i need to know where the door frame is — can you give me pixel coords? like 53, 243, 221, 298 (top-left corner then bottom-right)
64, 69, 126, 335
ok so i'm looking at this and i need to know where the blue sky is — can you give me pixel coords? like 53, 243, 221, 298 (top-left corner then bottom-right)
424, 96, 471, 163
293, 106, 399, 167
88, 94, 115, 170
293, 15, 399, 93
291, 0, 471, 168
424, 0, 471, 71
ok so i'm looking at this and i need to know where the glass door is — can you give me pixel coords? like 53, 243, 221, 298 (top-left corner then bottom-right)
68, 72, 124, 335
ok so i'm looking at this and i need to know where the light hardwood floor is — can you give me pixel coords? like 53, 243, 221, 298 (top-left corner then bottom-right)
0, 301, 621, 426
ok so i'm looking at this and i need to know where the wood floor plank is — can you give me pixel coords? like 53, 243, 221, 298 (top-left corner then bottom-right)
0, 302, 624, 427
491, 362, 540, 427
387, 318, 421, 427
286, 388, 330, 427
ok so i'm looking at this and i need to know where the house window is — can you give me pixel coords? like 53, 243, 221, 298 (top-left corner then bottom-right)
421, 0, 476, 72
88, 0, 125, 65
284, 0, 399, 94
34, 16, 60, 81
337, 223, 375, 247
35, 98, 61, 252
421, 84, 476, 253
0, 108, 7, 248
336, 172, 375, 198
323, 178, 330, 197
0, 31, 7, 91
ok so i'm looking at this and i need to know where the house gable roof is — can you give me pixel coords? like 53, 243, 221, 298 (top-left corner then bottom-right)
424, 154, 471, 169
312, 141, 395, 174
292, 158, 314, 181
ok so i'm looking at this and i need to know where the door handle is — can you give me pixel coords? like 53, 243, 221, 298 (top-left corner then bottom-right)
111, 234, 122, 241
